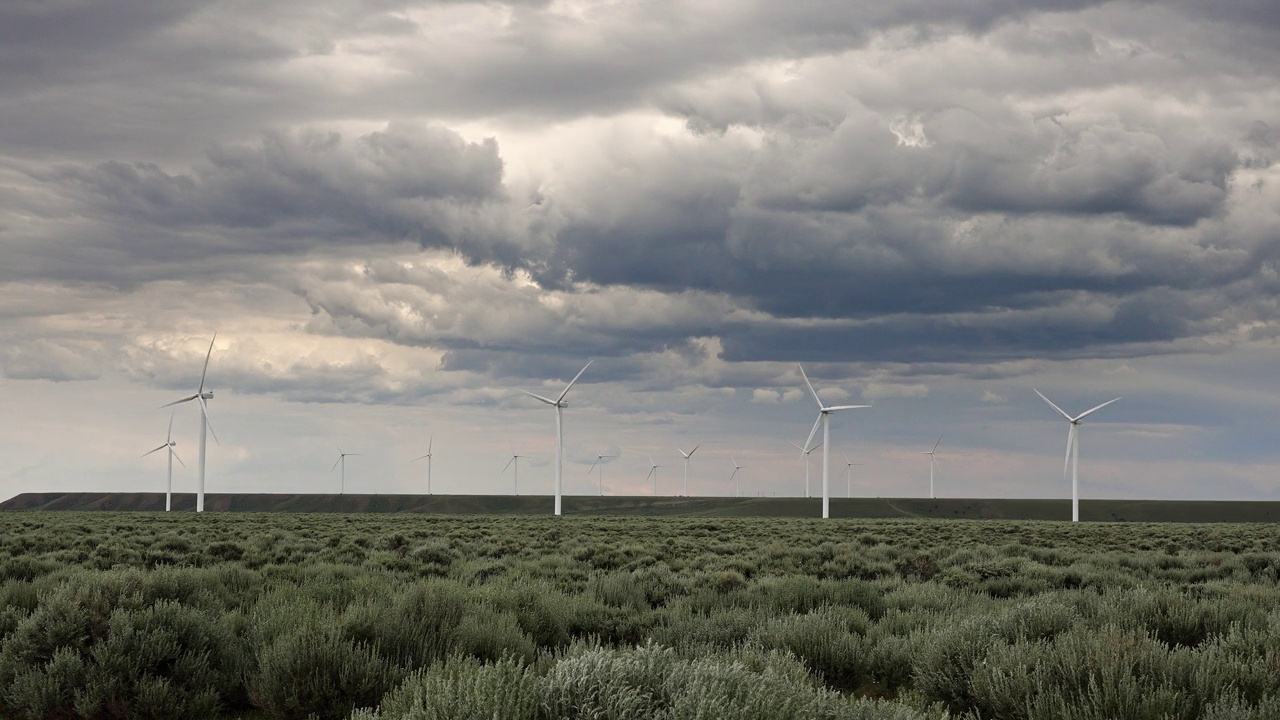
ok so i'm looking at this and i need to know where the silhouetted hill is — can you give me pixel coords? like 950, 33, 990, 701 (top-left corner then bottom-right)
2, 493, 1279, 522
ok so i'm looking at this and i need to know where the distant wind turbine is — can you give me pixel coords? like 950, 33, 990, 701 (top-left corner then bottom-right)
799, 364, 870, 519
1035, 389, 1121, 522
677, 445, 701, 496
503, 452, 526, 495
161, 334, 219, 513
142, 410, 185, 512
729, 456, 744, 498
410, 435, 434, 494
645, 456, 660, 495
332, 448, 360, 494
788, 440, 823, 498
923, 435, 942, 499
520, 360, 592, 516
587, 454, 614, 496
843, 452, 863, 499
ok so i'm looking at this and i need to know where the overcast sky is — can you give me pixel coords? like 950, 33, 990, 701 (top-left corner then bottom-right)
2, 0, 1279, 505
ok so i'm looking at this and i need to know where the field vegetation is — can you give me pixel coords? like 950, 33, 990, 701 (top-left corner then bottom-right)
1, 513, 1279, 719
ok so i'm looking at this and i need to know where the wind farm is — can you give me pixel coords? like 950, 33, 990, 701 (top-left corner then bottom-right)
7, 346, 1253, 523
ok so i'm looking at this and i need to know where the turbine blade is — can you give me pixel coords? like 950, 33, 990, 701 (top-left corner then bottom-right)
428, 435, 433, 453
331, 456, 342, 472
803, 415, 822, 453
161, 394, 198, 409
796, 363, 823, 409
588, 457, 600, 474
787, 441, 804, 452
557, 359, 594, 403
166, 410, 175, 443
843, 452, 851, 464
502, 456, 515, 473
1035, 389, 1073, 422
1064, 425, 1075, 483
688, 444, 700, 457
198, 396, 220, 445
142, 444, 167, 457
521, 389, 557, 405
171, 448, 186, 468
729, 467, 739, 481
933, 434, 943, 453
410, 455, 429, 463
824, 405, 871, 412
1074, 397, 1122, 422
198, 333, 217, 394
645, 466, 656, 481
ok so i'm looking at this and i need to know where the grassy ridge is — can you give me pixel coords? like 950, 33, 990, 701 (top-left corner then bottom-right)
5, 492, 1280, 522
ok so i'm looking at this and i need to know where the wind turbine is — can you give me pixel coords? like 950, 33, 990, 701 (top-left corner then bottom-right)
1035, 389, 1121, 522
410, 435, 434, 494
503, 452, 526, 495
331, 449, 360, 494
799, 364, 870, 519
842, 452, 863, 499
587, 454, 614, 496
142, 410, 185, 512
645, 456, 660, 495
788, 440, 823, 498
923, 435, 942, 499
677, 445, 700, 496
729, 456, 744, 498
520, 360, 592, 516
161, 334, 219, 513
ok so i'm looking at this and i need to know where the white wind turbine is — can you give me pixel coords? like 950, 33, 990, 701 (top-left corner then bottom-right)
410, 435, 434, 494
142, 410, 185, 512
799, 363, 870, 519
923, 435, 942, 499
729, 456, 744, 498
842, 452, 863, 499
503, 452, 526, 495
332, 448, 360, 494
161, 334, 219, 513
645, 456, 660, 496
677, 444, 700, 497
520, 360, 592, 516
587, 454, 614, 496
1035, 389, 1122, 523
787, 440, 823, 498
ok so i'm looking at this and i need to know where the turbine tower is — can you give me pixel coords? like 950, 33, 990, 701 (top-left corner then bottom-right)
588, 454, 614, 496
331, 449, 360, 494
1035, 389, 1121, 522
410, 435, 434, 494
677, 445, 700, 496
142, 410, 185, 512
788, 440, 823, 498
799, 363, 870, 519
645, 456, 660, 496
503, 452, 525, 495
161, 334, 219, 513
520, 360, 592, 516
923, 435, 942, 499
729, 456, 744, 498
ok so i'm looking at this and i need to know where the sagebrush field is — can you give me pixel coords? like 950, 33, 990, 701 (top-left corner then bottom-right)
2, 513, 1279, 719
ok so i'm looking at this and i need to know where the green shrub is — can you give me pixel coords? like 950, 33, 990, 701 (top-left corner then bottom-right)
249, 622, 405, 720
351, 655, 541, 720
